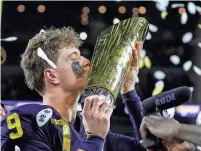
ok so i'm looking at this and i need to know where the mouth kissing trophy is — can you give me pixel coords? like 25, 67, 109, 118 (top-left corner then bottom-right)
80, 17, 149, 105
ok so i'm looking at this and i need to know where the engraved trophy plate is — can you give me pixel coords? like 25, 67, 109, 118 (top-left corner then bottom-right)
81, 17, 149, 103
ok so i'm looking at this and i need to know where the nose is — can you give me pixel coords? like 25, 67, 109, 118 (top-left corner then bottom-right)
81, 56, 90, 68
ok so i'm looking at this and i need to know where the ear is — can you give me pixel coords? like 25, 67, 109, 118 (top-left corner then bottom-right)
44, 68, 60, 85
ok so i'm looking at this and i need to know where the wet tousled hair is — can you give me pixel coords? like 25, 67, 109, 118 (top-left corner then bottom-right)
20, 27, 82, 95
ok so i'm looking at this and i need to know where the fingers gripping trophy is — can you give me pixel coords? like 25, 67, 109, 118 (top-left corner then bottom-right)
81, 17, 149, 107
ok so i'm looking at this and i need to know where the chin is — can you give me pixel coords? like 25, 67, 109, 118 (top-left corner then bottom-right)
77, 78, 87, 88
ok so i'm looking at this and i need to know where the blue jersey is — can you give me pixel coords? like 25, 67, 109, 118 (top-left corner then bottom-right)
1, 90, 145, 151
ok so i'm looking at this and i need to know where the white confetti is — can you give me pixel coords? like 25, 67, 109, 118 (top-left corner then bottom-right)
155, 0, 169, 11
15, 145, 21, 151
149, 24, 158, 32
189, 87, 194, 92
39, 29, 46, 34
154, 71, 166, 80
196, 6, 201, 13
113, 18, 120, 24
163, 107, 176, 118
141, 49, 146, 58
156, 2, 167, 11
198, 43, 201, 48
193, 66, 201, 76
80, 32, 87, 40
37, 47, 57, 69
155, 80, 164, 87
170, 55, 180, 65
182, 32, 193, 43
187, 2, 196, 14
146, 32, 152, 40
183, 60, 192, 71
181, 12, 188, 25
136, 76, 139, 83
171, 3, 185, 9
2, 36, 17, 42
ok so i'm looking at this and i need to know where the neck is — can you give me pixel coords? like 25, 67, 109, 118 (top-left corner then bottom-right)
43, 88, 80, 123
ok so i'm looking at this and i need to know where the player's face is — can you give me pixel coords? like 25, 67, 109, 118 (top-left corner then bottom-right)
56, 47, 90, 91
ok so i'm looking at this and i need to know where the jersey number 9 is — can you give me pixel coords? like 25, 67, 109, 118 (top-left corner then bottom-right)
6, 113, 23, 139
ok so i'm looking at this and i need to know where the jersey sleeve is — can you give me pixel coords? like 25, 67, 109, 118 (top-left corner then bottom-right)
121, 90, 143, 141
105, 132, 145, 151
1, 105, 52, 151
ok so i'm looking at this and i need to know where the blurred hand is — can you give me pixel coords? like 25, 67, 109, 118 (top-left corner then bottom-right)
140, 138, 194, 151
82, 95, 113, 138
121, 41, 143, 93
165, 141, 195, 151
140, 115, 181, 143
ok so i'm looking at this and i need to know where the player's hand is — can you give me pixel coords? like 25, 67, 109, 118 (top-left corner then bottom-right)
140, 115, 181, 143
164, 141, 195, 151
82, 95, 113, 138
121, 41, 143, 93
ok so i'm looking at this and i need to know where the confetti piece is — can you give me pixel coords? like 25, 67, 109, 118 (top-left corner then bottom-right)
155, 0, 169, 12
156, 2, 167, 11
39, 29, 46, 34
154, 71, 166, 80
155, 80, 164, 87
198, 42, 201, 48
37, 47, 57, 69
149, 24, 158, 32
182, 32, 193, 43
113, 18, 120, 24
181, 12, 188, 24
187, 2, 196, 14
163, 107, 176, 118
170, 55, 180, 65
198, 24, 201, 29
189, 87, 194, 92
15, 145, 20, 151
146, 32, 152, 40
144, 56, 152, 68
141, 49, 146, 58
171, 3, 185, 9
183, 60, 192, 71
139, 59, 144, 69
152, 81, 164, 96
80, 32, 88, 40
193, 66, 201, 76
196, 6, 201, 13
161, 11, 168, 19
2, 37, 17, 42
152, 86, 164, 96
136, 76, 139, 83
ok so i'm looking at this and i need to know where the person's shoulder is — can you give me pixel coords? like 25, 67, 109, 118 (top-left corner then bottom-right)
10, 104, 51, 115
2, 104, 56, 127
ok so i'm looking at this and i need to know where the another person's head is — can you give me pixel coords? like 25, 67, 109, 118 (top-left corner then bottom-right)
20, 27, 90, 97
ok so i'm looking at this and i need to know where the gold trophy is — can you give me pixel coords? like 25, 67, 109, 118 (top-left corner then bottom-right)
81, 17, 149, 103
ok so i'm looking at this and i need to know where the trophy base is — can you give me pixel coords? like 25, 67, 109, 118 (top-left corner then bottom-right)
80, 88, 114, 106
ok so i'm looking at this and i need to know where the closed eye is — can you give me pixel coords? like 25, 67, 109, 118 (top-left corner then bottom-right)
69, 52, 81, 60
